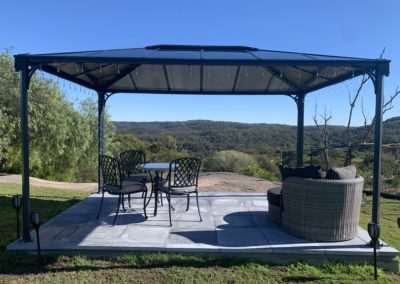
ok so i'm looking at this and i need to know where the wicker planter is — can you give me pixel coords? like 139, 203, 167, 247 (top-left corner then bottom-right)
281, 176, 364, 241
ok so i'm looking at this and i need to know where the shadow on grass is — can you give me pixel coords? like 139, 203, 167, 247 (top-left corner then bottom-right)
0, 195, 83, 250
281, 276, 326, 282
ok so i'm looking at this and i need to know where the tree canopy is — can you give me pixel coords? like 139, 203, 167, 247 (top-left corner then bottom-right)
0, 50, 116, 182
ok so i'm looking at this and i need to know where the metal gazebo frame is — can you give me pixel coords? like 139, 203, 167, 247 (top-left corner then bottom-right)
14, 45, 389, 244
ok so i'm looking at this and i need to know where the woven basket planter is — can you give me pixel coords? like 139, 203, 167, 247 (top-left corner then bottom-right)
281, 176, 364, 242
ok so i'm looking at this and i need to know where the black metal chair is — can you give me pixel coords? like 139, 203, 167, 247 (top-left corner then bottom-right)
157, 157, 202, 226
119, 150, 149, 206
97, 155, 147, 225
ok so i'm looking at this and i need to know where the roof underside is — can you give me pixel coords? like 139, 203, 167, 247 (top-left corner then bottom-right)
14, 45, 389, 95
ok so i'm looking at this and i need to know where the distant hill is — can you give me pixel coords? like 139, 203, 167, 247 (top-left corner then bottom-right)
114, 117, 400, 158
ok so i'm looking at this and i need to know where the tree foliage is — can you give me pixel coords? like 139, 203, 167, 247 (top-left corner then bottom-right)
0, 50, 116, 182
115, 133, 188, 163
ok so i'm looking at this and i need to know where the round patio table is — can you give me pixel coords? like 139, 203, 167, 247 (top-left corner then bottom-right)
139, 163, 175, 216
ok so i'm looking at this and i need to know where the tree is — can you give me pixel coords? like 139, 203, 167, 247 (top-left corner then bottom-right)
313, 50, 400, 169
0, 49, 20, 171
116, 133, 148, 153
343, 49, 400, 166
312, 104, 332, 170
75, 98, 119, 182
0, 49, 118, 182
0, 107, 14, 170
147, 135, 188, 162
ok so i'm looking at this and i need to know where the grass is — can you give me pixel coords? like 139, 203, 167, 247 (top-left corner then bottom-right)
0, 252, 399, 283
0, 182, 89, 250
359, 195, 400, 250
0, 182, 399, 283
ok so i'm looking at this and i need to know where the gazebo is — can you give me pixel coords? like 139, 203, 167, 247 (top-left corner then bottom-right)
14, 44, 390, 244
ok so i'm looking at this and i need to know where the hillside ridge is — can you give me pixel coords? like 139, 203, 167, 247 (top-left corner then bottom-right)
114, 117, 400, 158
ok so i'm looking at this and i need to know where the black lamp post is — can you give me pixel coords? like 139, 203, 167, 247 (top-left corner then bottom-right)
30, 211, 42, 263
11, 195, 22, 239
368, 222, 381, 280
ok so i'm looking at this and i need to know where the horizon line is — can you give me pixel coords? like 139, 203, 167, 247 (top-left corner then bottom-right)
112, 116, 399, 127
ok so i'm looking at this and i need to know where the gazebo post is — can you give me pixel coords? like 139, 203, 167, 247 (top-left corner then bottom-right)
97, 91, 105, 193
20, 61, 32, 242
296, 93, 305, 167
367, 64, 386, 279
371, 66, 384, 226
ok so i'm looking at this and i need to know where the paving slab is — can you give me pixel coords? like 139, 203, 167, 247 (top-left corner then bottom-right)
217, 228, 269, 247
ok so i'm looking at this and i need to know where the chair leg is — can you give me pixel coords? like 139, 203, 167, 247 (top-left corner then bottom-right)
167, 193, 172, 226
146, 190, 153, 207
143, 190, 148, 219
128, 194, 131, 208
195, 192, 202, 222
122, 194, 126, 212
160, 192, 164, 206
141, 179, 147, 198
154, 186, 159, 216
186, 195, 190, 211
96, 191, 105, 220
113, 195, 122, 226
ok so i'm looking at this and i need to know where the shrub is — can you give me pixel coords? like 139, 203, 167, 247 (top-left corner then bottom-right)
240, 165, 279, 181
203, 150, 258, 173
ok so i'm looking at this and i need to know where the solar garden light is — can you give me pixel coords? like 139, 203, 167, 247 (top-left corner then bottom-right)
11, 195, 22, 239
397, 217, 400, 229
368, 222, 381, 280
30, 211, 42, 263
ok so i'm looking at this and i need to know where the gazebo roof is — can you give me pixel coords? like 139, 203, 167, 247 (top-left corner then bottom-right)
14, 44, 389, 95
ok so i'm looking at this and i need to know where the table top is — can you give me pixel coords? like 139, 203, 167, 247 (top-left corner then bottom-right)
139, 162, 174, 171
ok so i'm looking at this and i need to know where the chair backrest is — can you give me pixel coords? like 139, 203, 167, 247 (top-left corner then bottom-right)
100, 155, 122, 190
119, 150, 146, 177
169, 157, 201, 188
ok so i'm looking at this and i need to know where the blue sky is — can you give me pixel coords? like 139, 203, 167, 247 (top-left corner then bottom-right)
1, 0, 399, 125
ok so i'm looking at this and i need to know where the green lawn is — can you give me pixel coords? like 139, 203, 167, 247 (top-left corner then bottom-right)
0, 182, 90, 251
0, 182, 399, 283
359, 196, 400, 251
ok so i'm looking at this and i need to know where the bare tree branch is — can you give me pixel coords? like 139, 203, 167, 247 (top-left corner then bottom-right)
379, 47, 386, 59
361, 86, 400, 143
313, 102, 331, 170
383, 86, 400, 114
361, 99, 367, 126
344, 74, 370, 165
314, 47, 399, 168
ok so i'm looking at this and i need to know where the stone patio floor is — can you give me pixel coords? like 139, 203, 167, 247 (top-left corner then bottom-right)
7, 192, 399, 272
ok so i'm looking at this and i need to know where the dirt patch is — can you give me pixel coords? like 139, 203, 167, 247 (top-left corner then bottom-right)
198, 172, 279, 192
2, 173, 398, 196
0, 174, 97, 191
0, 172, 279, 193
